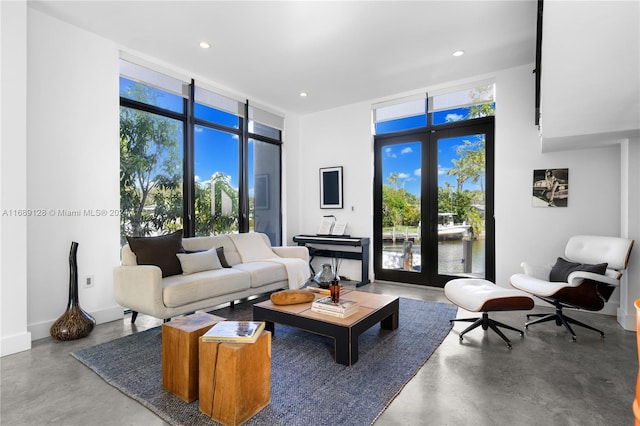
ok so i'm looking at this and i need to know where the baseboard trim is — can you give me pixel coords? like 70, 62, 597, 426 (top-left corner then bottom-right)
617, 308, 636, 331
28, 305, 124, 341
1, 331, 32, 357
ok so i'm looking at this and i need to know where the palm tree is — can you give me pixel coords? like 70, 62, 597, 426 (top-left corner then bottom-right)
387, 172, 400, 190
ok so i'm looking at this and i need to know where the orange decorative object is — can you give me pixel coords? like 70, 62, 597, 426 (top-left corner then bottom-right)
633, 299, 640, 426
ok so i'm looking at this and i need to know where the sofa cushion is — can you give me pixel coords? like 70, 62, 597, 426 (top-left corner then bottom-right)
126, 230, 184, 277
162, 268, 251, 308
233, 261, 288, 288
228, 233, 275, 262
177, 247, 223, 275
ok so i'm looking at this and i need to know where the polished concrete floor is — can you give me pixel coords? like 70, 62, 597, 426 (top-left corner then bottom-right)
1, 281, 637, 425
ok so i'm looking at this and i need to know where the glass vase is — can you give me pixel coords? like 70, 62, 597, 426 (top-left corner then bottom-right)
314, 263, 334, 289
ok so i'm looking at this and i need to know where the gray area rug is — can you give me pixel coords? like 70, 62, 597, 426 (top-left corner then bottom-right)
72, 297, 456, 426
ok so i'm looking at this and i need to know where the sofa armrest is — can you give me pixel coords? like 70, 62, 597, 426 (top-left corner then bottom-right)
272, 246, 309, 263
113, 265, 165, 316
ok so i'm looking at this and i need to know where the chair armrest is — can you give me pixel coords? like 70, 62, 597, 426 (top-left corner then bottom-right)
520, 262, 551, 281
113, 265, 165, 315
568, 271, 620, 287
272, 246, 310, 263
510, 273, 564, 297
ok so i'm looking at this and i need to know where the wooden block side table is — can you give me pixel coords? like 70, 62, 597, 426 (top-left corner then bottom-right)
199, 330, 271, 426
161, 312, 225, 402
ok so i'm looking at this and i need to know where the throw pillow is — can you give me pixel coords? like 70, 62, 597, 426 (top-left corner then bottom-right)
216, 247, 231, 268
176, 247, 223, 275
549, 257, 608, 282
126, 230, 185, 278
186, 247, 231, 268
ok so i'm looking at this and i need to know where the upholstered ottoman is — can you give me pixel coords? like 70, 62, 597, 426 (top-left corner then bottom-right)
444, 278, 534, 349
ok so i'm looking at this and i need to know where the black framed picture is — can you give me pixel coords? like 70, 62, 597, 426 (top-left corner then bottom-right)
320, 166, 343, 209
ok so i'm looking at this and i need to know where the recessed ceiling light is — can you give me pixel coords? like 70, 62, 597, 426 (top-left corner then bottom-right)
199, 41, 211, 49
452, 50, 465, 57
299, 92, 308, 97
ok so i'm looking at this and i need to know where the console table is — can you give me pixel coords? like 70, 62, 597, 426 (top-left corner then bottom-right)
292, 235, 370, 287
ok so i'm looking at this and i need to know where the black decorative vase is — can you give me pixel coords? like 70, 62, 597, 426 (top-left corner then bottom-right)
50, 242, 96, 341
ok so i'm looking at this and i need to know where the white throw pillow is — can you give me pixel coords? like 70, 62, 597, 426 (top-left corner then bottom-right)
176, 247, 223, 275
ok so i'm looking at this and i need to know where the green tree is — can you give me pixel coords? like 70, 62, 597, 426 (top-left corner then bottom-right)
382, 183, 420, 229
467, 85, 495, 119
193, 173, 239, 236
387, 172, 400, 190
119, 84, 182, 243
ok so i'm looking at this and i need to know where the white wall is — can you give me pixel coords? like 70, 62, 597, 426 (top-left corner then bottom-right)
25, 9, 122, 340
540, 1, 640, 148
293, 102, 374, 281
1, 0, 32, 356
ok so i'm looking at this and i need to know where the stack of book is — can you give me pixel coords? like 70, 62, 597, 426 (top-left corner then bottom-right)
201, 321, 265, 344
311, 297, 360, 318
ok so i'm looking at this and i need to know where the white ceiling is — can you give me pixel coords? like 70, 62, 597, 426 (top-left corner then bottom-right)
30, 0, 538, 115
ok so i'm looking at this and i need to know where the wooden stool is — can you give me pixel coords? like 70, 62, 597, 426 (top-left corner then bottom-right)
162, 312, 225, 402
199, 330, 271, 426
444, 278, 534, 349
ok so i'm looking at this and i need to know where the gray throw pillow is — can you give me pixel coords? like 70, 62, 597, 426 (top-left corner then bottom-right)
549, 257, 608, 282
186, 247, 231, 268
176, 247, 223, 275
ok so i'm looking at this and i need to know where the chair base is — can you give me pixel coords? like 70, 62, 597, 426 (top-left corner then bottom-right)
525, 305, 605, 341
450, 312, 524, 349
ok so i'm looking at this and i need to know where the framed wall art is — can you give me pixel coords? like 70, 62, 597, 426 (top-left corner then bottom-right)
532, 168, 568, 207
320, 166, 343, 209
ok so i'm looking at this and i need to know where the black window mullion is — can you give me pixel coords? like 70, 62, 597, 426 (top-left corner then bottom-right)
239, 101, 250, 233
120, 97, 184, 122
184, 81, 196, 237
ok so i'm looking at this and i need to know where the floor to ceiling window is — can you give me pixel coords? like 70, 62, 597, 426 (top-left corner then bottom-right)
373, 83, 495, 287
119, 59, 283, 245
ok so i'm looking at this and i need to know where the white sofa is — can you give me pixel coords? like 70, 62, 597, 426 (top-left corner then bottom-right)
114, 232, 310, 323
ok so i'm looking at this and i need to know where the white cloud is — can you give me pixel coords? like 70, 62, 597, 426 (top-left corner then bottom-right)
401, 147, 413, 155
414, 168, 421, 177
385, 147, 396, 158
445, 113, 464, 122
397, 172, 410, 180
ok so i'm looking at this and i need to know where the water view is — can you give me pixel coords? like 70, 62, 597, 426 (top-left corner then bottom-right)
383, 238, 486, 277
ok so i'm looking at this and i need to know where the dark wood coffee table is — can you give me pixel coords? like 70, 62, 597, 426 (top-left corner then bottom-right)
252, 290, 399, 366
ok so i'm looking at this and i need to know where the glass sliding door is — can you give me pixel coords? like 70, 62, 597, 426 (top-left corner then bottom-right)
374, 134, 427, 285
373, 119, 494, 287
435, 128, 491, 281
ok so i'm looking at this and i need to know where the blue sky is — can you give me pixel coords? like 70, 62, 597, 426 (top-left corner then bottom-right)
382, 135, 484, 197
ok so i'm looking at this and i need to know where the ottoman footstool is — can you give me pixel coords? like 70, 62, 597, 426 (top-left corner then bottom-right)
444, 278, 534, 349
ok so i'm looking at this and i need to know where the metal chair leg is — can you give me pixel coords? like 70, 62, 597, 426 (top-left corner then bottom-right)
450, 312, 523, 349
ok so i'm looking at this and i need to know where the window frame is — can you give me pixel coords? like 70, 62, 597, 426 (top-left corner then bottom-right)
119, 69, 283, 243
